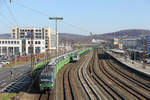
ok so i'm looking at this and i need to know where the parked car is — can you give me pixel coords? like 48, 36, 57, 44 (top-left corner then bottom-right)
145, 59, 150, 64
1, 60, 10, 65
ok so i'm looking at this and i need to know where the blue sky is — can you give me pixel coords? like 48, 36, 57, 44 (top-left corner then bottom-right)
0, 0, 150, 35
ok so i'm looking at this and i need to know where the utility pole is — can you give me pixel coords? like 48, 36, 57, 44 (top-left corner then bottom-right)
27, 30, 34, 77
31, 30, 35, 76
46, 36, 50, 62
49, 17, 63, 100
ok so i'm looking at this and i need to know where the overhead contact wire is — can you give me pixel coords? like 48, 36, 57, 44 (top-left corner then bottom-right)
3, 0, 19, 26
13, 1, 91, 34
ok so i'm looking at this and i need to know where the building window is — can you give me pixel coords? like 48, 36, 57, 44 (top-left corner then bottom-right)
17, 41, 19, 44
38, 41, 40, 44
35, 41, 37, 44
13, 29, 15, 32
2, 41, 4, 44
20, 36, 24, 38
5, 41, 7, 44
45, 33, 47, 35
8, 47, 13, 56
14, 47, 20, 55
14, 41, 16, 44
45, 36, 48, 39
0, 41, 1, 44
11, 41, 13, 44
35, 36, 38, 39
45, 30, 48, 32
28, 41, 30, 44
35, 47, 40, 54
28, 47, 33, 54
2, 47, 7, 54
45, 41, 48, 44
8, 41, 10, 44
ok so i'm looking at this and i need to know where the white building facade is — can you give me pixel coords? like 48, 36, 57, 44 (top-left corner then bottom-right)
0, 39, 22, 56
22, 39, 45, 55
0, 39, 45, 56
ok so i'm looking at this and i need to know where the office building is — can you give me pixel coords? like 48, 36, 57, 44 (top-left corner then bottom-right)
113, 37, 138, 49
145, 35, 150, 53
0, 38, 45, 56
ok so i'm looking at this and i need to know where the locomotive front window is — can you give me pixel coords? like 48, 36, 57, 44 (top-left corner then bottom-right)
40, 72, 54, 83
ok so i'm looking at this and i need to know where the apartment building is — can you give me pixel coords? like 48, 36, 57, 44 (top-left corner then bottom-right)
11, 26, 51, 50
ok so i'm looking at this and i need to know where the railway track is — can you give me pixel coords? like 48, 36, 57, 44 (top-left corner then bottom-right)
100, 58, 143, 99
96, 49, 150, 100
19, 50, 96, 100
32, 48, 150, 100
38, 91, 51, 100
77, 50, 101, 100
104, 53, 150, 99
63, 63, 74, 100
107, 59, 150, 91
56, 51, 92, 100
88, 49, 124, 100
86, 50, 110, 100
60, 50, 102, 100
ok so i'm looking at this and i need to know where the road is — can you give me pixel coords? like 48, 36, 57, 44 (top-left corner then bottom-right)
0, 62, 32, 92
0, 56, 52, 93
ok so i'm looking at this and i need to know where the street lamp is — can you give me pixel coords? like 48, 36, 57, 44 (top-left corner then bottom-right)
49, 17, 63, 100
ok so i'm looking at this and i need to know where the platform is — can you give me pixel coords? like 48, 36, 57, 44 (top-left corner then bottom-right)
106, 51, 150, 76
